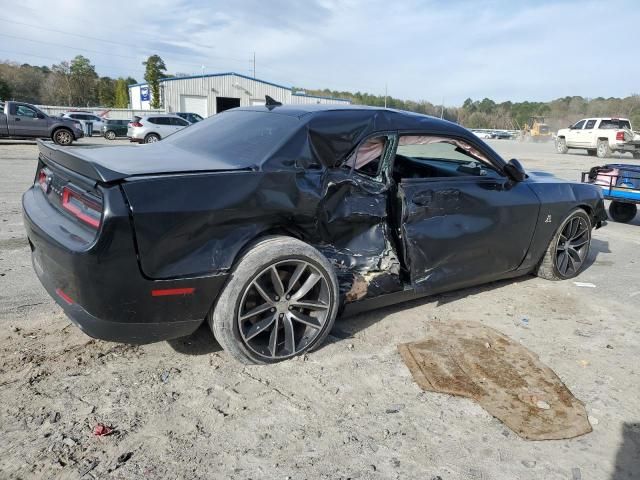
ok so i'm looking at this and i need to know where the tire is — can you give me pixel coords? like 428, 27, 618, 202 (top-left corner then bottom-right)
144, 133, 160, 143
535, 209, 591, 281
209, 236, 339, 364
52, 128, 73, 146
587, 149, 597, 156
597, 139, 611, 158
609, 201, 637, 223
555, 137, 568, 154
105, 130, 117, 140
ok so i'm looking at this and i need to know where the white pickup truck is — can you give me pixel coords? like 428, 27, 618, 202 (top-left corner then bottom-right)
555, 118, 640, 159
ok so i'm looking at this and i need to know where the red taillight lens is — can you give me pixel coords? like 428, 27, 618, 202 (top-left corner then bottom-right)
38, 169, 47, 191
616, 131, 625, 141
130, 121, 143, 127
61, 186, 102, 229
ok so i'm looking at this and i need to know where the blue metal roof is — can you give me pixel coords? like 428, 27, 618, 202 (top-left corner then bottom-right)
128, 72, 350, 103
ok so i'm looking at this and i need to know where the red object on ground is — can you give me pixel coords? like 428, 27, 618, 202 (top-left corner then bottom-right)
93, 424, 113, 436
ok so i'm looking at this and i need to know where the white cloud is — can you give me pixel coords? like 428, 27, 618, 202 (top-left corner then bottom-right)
1, 0, 638, 103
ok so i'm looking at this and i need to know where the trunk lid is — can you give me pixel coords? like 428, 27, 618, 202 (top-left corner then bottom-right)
37, 139, 252, 183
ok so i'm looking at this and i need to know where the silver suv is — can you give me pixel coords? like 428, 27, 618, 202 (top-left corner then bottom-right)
128, 114, 190, 143
62, 112, 106, 135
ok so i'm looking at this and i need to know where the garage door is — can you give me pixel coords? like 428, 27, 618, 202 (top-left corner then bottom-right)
180, 95, 208, 118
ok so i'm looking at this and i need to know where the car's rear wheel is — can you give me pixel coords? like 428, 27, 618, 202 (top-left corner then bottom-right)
535, 209, 591, 281
209, 236, 339, 364
144, 133, 160, 143
597, 139, 611, 158
609, 201, 637, 223
555, 137, 568, 154
105, 130, 117, 140
52, 128, 73, 146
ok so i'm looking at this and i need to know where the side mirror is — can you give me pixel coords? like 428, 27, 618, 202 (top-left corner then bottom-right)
504, 158, 527, 182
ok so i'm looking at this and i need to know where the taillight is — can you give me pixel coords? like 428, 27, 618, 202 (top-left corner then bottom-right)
61, 186, 102, 229
37, 169, 47, 192
130, 121, 143, 127
616, 131, 625, 141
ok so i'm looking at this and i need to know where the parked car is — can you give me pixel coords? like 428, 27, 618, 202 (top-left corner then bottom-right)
175, 112, 204, 124
127, 114, 190, 143
62, 112, 106, 135
23, 103, 607, 364
492, 130, 512, 140
1, 101, 84, 145
471, 129, 493, 139
556, 118, 640, 158
102, 119, 130, 140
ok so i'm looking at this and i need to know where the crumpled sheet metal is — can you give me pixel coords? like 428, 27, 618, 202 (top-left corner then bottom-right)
398, 321, 592, 441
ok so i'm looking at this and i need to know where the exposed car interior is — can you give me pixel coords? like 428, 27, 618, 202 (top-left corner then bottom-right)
346, 135, 498, 181
393, 136, 497, 181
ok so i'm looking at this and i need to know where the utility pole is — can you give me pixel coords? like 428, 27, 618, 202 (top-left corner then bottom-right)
384, 83, 387, 108
253, 52, 256, 78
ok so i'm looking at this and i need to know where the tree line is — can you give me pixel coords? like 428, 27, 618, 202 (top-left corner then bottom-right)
2, 54, 639, 129
0, 53, 169, 110
302, 88, 640, 131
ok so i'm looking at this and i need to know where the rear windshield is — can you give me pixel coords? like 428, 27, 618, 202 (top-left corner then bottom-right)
163, 110, 300, 167
599, 119, 631, 129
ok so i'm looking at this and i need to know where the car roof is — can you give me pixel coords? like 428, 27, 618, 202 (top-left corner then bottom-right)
140, 113, 183, 118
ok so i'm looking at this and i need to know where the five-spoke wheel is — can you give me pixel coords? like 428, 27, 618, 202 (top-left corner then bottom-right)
238, 260, 331, 359
536, 209, 592, 280
554, 215, 590, 277
209, 236, 339, 364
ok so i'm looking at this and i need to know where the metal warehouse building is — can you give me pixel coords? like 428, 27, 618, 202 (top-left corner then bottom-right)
129, 72, 350, 118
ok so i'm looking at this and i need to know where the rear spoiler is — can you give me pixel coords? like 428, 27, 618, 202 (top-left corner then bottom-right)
37, 140, 122, 183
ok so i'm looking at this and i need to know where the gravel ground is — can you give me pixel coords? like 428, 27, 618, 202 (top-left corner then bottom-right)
0, 137, 639, 479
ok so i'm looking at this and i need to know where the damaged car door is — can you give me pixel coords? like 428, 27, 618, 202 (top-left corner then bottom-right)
394, 134, 540, 293
317, 135, 403, 302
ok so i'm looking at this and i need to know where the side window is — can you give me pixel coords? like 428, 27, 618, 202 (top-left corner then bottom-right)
572, 120, 586, 130
172, 117, 189, 126
584, 120, 597, 129
394, 135, 498, 180
16, 105, 37, 118
147, 117, 159, 125
345, 136, 387, 178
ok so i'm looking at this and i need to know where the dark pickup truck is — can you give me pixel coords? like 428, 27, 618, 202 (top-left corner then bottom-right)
0, 101, 84, 145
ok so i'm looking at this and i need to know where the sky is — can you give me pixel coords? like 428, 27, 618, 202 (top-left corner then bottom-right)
0, 0, 638, 105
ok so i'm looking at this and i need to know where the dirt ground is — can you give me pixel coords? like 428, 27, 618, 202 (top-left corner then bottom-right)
1, 137, 639, 480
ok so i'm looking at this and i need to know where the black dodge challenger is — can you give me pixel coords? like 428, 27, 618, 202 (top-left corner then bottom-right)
23, 103, 607, 364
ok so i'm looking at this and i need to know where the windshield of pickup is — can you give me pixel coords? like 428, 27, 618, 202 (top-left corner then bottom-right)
599, 119, 631, 130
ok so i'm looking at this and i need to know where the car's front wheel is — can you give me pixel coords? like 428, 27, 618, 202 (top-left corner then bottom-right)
555, 137, 568, 154
105, 130, 117, 140
535, 209, 591, 281
209, 236, 339, 364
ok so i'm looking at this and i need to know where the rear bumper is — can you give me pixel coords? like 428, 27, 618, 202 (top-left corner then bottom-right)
34, 255, 204, 342
23, 185, 228, 343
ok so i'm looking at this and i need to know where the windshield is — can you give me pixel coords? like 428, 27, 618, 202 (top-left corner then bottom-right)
164, 110, 300, 167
